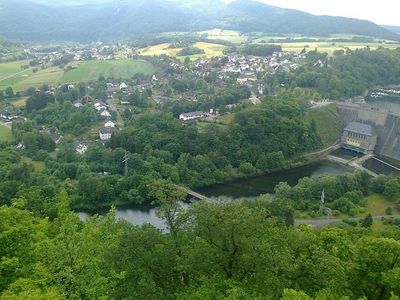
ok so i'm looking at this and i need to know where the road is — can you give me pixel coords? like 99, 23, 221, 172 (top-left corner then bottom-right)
296, 215, 400, 227
106, 97, 124, 126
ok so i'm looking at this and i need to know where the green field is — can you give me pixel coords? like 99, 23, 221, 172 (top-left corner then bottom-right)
306, 104, 343, 147
251, 33, 400, 55
365, 194, 396, 216
61, 59, 155, 83
0, 125, 12, 142
200, 29, 247, 44
140, 42, 226, 60
0, 60, 32, 90
0, 59, 156, 91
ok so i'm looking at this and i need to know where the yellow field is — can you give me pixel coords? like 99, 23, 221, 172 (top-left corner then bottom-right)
139, 43, 182, 57
140, 42, 226, 60
10, 97, 28, 107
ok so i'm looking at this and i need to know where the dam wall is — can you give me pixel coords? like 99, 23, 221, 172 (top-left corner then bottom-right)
336, 103, 400, 160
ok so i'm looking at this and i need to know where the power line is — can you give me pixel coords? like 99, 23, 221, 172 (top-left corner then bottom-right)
122, 151, 129, 176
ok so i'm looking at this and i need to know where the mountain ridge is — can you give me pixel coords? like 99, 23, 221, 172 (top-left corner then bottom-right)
0, 0, 398, 42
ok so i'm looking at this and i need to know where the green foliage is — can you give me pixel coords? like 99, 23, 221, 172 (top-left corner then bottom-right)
176, 47, 205, 57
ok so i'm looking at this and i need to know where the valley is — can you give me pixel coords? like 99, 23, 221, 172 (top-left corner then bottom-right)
2, 1, 400, 299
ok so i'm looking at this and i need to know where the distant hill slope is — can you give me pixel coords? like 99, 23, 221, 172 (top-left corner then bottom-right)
0, 0, 398, 42
382, 25, 400, 35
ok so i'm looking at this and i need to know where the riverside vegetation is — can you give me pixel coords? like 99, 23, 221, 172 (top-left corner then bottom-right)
2, 45, 400, 298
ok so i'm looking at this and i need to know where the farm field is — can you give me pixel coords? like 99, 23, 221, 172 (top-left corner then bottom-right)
140, 42, 226, 60
277, 42, 400, 55
0, 60, 32, 90
13, 67, 64, 91
10, 97, 28, 107
0, 125, 12, 142
200, 29, 247, 43
61, 59, 156, 83
0, 59, 155, 91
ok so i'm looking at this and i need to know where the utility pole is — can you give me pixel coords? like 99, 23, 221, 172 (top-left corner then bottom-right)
319, 189, 325, 216
123, 151, 129, 176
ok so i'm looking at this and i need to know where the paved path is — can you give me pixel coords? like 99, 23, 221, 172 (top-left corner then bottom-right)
176, 185, 211, 202
296, 215, 400, 228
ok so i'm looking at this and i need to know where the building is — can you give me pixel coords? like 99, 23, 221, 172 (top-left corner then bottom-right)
75, 140, 89, 154
179, 111, 204, 121
51, 132, 62, 144
99, 127, 117, 141
341, 122, 377, 154
120, 82, 128, 90
104, 120, 115, 128
100, 110, 111, 117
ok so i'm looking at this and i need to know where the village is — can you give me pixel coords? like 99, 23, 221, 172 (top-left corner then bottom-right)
0, 44, 311, 157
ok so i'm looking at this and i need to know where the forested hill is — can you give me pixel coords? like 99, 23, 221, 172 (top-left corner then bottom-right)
0, 0, 398, 41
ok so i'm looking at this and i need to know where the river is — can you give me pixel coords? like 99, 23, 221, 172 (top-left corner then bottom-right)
78, 160, 353, 229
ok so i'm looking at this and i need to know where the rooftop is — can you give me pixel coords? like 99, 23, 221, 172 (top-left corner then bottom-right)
344, 122, 373, 136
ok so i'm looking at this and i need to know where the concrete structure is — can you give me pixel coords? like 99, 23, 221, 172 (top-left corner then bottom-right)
179, 111, 204, 121
341, 122, 377, 154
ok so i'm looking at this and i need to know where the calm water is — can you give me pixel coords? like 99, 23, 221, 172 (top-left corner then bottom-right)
78, 160, 352, 229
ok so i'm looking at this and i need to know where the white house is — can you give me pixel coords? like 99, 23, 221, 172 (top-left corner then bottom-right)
100, 110, 111, 117
99, 127, 117, 141
179, 111, 204, 121
94, 101, 107, 112
104, 120, 115, 128
120, 82, 128, 90
75, 140, 89, 154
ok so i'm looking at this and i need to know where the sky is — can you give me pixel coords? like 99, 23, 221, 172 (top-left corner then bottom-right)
254, 0, 400, 26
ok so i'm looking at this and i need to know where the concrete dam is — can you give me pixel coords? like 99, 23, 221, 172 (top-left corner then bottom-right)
336, 103, 400, 161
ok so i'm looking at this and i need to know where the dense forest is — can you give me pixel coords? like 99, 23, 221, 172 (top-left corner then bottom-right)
0, 0, 398, 41
2, 179, 400, 299
3, 46, 400, 299
274, 48, 400, 99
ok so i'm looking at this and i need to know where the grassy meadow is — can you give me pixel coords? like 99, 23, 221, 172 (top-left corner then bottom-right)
0, 125, 12, 142
0, 59, 155, 91
306, 104, 343, 147
61, 59, 155, 83
201, 29, 247, 44
252, 34, 400, 55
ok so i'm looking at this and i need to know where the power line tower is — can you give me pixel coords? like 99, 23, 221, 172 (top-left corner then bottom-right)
122, 151, 130, 176
319, 189, 325, 216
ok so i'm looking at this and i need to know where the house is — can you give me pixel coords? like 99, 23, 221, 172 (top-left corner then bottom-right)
99, 127, 117, 141
341, 122, 377, 154
94, 101, 107, 111
51, 132, 62, 144
179, 111, 204, 121
104, 120, 115, 128
100, 110, 111, 117
120, 82, 128, 90
73, 100, 83, 108
0, 110, 11, 121
75, 140, 89, 154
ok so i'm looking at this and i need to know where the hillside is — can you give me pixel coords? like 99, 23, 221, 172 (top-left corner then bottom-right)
0, 0, 398, 42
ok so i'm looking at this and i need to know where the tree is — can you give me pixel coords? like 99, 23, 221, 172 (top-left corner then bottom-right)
5, 86, 14, 98
361, 213, 373, 228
